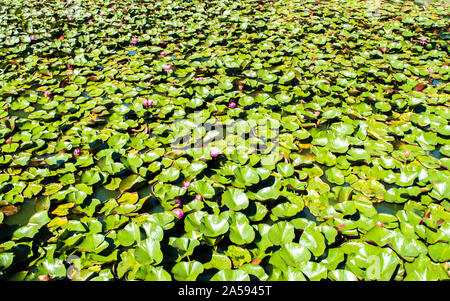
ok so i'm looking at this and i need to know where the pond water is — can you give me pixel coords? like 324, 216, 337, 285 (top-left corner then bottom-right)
92, 186, 120, 202
374, 201, 404, 215
4, 200, 36, 226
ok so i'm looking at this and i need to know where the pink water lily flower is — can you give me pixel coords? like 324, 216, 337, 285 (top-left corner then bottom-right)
195, 77, 205, 81
59, 36, 64, 41
173, 208, 184, 219
160, 51, 167, 56
30, 35, 36, 41
67, 71, 73, 76
163, 65, 172, 71
421, 38, 427, 45
74, 148, 80, 156
195, 194, 202, 200
428, 69, 435, 74
210, 147, 221, 158
160, 41, 165, 45
314, 110, 321, 117
376, 221, 384, 227
228, 102, 236, 108
131, 38, 138, 44
44, 91, 51, 98
88, 19, 93, 24
99, 13, 103, 16
143, 99, 154, 106
182, 181, 191, 189
309, 66, 315, 71
338, 224, 345, 229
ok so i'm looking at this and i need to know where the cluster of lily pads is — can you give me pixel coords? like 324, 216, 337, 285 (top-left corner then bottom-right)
0, 0, 449, 281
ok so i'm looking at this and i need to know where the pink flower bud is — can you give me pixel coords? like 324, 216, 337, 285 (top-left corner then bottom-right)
195, 194, 202, 200
404, 150, 410, 158
421, 38, 427, 45
338, 224, 345, 229
30, 35, 36, 40
173, 208, 184, 219
228, 102, 236, 108
44, 91, 51, 98
74, 148, 80, 156
210, 147, 220, 158
163, 65, 172, 71
67, 71, 73, 76
131, 38, 138, 44
376, 221, 384, 227
160, 51, 167, 56
99, 13, 103, 16
309, 66, 315, 71
59, 36, 64, 41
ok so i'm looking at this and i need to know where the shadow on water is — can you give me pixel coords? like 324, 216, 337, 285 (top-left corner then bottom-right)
426, 149, 442, 159
4, 200, 36, 226
373, 202, 404, 215
92, 186, 120, 202
138, 184, 164, 214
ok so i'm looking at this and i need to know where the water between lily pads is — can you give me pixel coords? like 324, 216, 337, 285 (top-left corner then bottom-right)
92, 186, 120, 202
373, 202, 404, 215
4, 184, 161, 226
4, 200, 36, 226
92, 184, 164, 214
